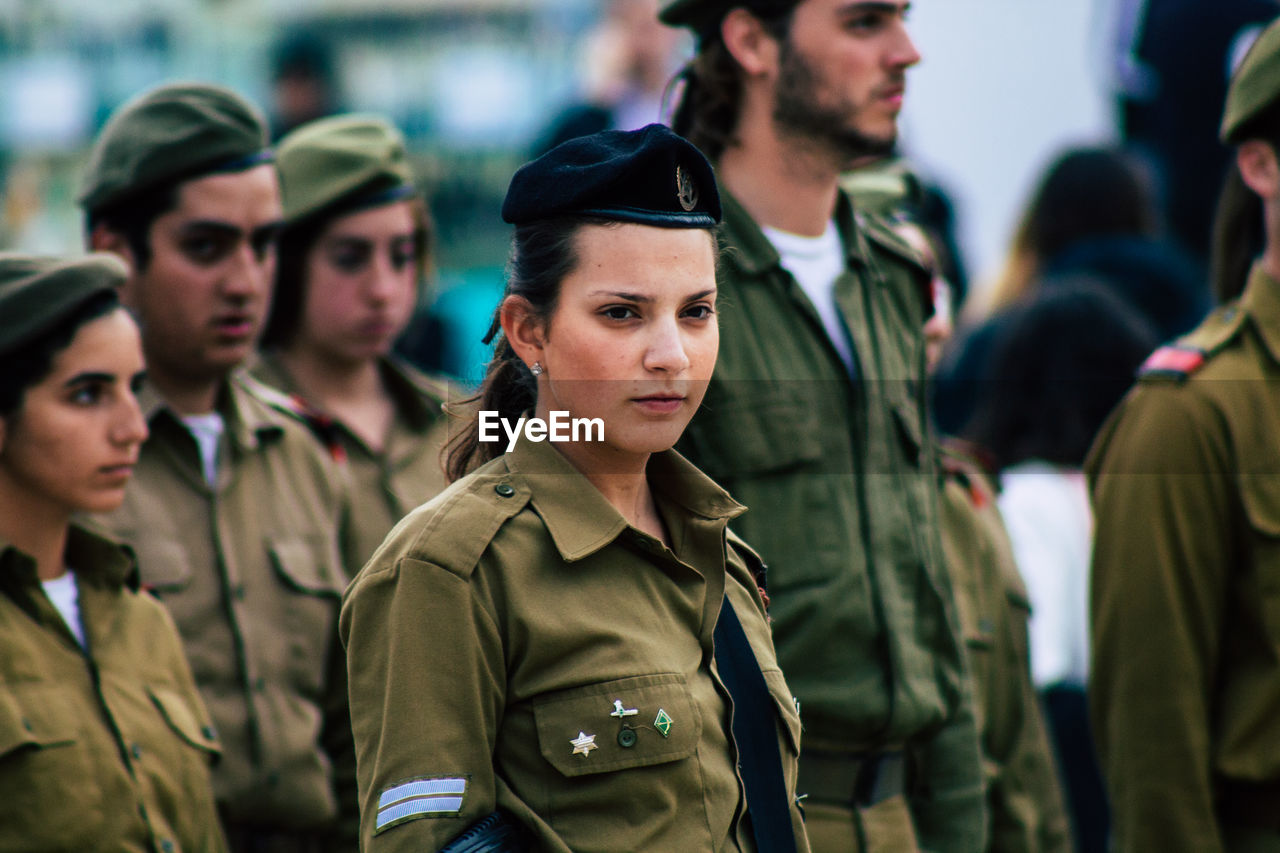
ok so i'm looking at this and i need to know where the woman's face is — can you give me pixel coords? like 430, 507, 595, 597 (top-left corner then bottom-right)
515, 222, 718, 462
0, 308, 148, 517
297, 200, 419, 365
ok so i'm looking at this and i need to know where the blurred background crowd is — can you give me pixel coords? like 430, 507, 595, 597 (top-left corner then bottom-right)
2, 1, 1279, 848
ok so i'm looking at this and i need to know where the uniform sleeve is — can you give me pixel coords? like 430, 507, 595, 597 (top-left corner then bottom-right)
1088, 385, 1233, 853
339, 556, 506, 852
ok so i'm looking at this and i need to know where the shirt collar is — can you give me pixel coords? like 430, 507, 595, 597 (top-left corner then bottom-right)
1240, 263, 1280, 367
139, 370, 284, 452
0, 525, 136, 592
504, 434, 744, 563
717, 182, 863, 278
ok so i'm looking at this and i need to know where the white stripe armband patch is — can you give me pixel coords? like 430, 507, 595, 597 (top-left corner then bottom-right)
375, 776, 468, 834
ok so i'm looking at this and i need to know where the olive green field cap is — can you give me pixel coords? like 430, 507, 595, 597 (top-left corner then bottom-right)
0, 253, 128, 359
659, 0, 796, 36
78, 81, 271, 213
1222, 17, 1280, 144
276, 114, 416, 225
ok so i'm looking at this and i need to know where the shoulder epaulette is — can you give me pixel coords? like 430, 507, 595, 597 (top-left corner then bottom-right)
237, 373, 346, 461
1139, 303, 1246, 381
405, 470, 529, 580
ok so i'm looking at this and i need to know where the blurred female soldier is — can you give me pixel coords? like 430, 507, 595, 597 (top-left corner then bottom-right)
340, 125, 809, 852
1089, 19, 1280, 852
0, 254, 225, 852
255, 115, 452, 565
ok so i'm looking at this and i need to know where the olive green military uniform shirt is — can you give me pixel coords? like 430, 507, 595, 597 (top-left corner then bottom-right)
0, 526, 225, 853
937, 445, 1072, 853
1089, 264, 1280, 852
341, 435, 809, 852
677, 188, 984, 850
252, 353, 453, 566
89, 371, 358, 843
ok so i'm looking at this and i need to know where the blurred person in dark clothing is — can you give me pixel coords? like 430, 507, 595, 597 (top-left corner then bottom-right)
270, 34, 341, 141
1110, 0, 1277, 263
963, 281, 1159, 853
935, 145, 1208, 436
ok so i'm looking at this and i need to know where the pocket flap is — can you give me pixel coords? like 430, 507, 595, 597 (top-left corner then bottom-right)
534, 673, 700, 777
0, 684, 78, 758
128, 538, 193, 593
268, 535, 344, 597
148, 685, 221, 757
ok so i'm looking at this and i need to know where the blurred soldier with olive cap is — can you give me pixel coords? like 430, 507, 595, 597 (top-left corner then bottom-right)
1089, 16, 1280, 853
660, 1, 985, 851
252, 114, 454, 568
79, 81, 359, 852
0, 253, 227, 853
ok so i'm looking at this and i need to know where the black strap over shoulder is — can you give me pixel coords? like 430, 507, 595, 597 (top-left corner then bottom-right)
437, 809, 529, 852
713, 596, 799, 853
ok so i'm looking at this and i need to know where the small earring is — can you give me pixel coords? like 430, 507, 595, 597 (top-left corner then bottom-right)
530, 361, 543, 376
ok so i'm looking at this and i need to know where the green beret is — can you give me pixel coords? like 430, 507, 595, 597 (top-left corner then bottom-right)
1222, 18, 1280, 144
659, 0, 796, 36
0, 253, 127, 360
78, 82, 271, 214
276, 114, 416, 224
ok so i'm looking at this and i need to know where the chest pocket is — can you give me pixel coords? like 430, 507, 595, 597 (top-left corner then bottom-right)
268, 534, 346, 598
128, 538, 193, 594
0, 683, 79, 758
683, 390, 825, 482
148, 685, 221, 758
533, 673, 700, 776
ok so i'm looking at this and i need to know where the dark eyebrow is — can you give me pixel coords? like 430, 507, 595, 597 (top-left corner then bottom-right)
64, 371, 114, 388
178, 221, 243, 239
252, 221, 285, 243
684, 289, 717, 302
841, 2, 907, 14
591, 291, 653, 303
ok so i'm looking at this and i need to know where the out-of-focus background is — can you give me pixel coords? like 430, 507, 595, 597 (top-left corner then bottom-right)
0, 0, 1271, 381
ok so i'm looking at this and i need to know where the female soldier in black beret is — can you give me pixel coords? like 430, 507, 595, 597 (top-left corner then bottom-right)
340, 124, 809, 852
0, 254, 225, 852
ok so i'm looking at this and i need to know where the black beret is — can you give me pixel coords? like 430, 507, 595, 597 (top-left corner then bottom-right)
501, 124, 720, 228
0, 253, 127, 360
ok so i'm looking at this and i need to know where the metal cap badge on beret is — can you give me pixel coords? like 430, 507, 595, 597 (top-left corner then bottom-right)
1222, 17, 1280, 144
78, 82, 271, 213
277, 114, 417, 224
658, 0, 796, 36
501, 124, 720, 227
0, 253, 128, 360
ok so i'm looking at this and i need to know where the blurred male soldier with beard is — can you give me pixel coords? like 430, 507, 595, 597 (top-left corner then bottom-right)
78, 82, 358, 852
663, 2, 986, 851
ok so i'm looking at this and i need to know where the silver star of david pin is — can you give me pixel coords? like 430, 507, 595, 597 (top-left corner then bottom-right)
610, 699, 638, 718
571, 731, 597, 757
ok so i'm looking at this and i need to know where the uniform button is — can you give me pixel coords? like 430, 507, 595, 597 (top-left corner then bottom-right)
494, 483, 515, 498
20, 718, 32, 732
160, 840, 175, 853
232, 584, 246, 601
617, 728, 638, 748
201, 725, 217, 741
131, 743, 143, 759
254, 677, 267, 693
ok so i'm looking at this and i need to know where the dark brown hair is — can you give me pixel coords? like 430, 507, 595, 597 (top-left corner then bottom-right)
669, 10, 793, 162
260, 195, 433, 349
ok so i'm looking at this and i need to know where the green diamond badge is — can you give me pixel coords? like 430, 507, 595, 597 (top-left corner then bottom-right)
654, 708, 673, 738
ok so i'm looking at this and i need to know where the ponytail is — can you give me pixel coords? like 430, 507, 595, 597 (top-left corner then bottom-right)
444, 332, 538, 481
